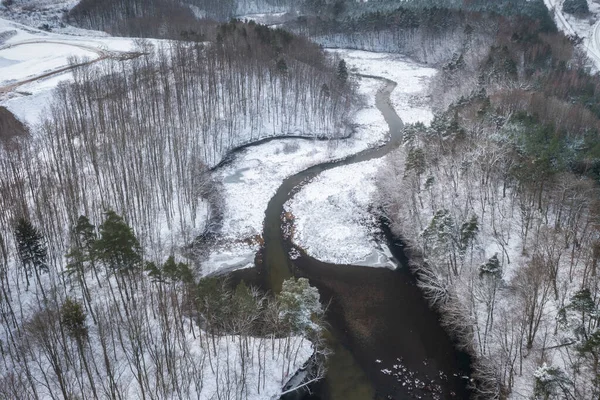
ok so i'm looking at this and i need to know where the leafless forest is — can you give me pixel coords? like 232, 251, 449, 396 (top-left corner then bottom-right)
0, 17, 351, 399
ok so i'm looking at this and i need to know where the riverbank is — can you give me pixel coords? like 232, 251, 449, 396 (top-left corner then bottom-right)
202, 72, 389, 276
284, 50, 436, 267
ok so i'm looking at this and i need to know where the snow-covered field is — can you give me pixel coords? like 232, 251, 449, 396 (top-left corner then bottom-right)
328, 49, 437, 125
280, 50, 436, 267
0, 16, 139, 124
284, 158, 397, 266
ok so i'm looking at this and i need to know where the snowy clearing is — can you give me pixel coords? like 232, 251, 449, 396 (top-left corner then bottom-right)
328, 48, 437, 125
202, 74, 389, 275
284, 158, 398, 267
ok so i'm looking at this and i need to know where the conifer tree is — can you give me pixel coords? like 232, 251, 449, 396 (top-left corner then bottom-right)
66, 215, 98, 321
337, 59, 348, 84
14, 217, 48, 292
94, 210, 142, 273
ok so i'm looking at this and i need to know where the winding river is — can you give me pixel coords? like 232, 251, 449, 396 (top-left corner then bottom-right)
229, 75, 472, 399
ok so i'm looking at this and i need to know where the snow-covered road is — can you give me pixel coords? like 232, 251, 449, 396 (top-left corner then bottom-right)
0, 16, 149, 123
0, 37, 143, 94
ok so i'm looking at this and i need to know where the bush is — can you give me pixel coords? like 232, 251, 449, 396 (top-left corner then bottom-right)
562, 0, 589, 15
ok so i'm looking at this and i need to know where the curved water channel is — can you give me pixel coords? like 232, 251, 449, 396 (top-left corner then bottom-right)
229, 75, 472, 399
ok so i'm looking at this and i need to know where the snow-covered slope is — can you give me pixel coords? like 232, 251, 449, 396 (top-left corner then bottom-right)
0, 16, 141, 124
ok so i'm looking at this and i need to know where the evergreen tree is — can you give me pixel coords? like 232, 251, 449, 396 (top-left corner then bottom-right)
161, 255, 193, 283
278, 277, 322, 335
60, 297, 98, 399
337, 59, 348, 84
533, 363, 572, 399
578, 329, 600, 393
61, 297, 88, 340
14, 217, 48, 291
568, 288, 597, 338
65, 215, 98, 321
563, 0, 589, 15
459, 215, 479, 253
479, 254, 502, 279
66, 216, 97, 279
276, 58, 288, 75
94, 210, 142, 273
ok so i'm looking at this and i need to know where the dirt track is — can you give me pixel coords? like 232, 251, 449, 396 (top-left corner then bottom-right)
0, 39, 144, 95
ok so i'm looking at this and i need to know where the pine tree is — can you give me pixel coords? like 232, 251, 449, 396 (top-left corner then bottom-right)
276, 58, 288, 75
568, 288, 597, 338
61, 297, 88, 339
61, 297, 98, 399
94, 210, 142, 273
479, 254, 502, 279
14, 217, 48, 292
278, 277, 322, 335
66, 215, 98, 321
162, 255, 192, 282
66, 216, 97, 279
336, 59, 348, 84
563, 0, 589, 15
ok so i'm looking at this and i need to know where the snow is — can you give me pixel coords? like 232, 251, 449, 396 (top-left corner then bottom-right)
278, 50, 437, 267
0, 42, 97, 85
544, 0, 600, 69
203, 119, 384, 275
284, 158, 398, 267
200, 73, 392, 275
328, 48, 437, 125
0, 16, 143, 125
204, 49, 437, 272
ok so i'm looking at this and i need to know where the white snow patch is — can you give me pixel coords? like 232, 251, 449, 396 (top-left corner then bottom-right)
328, 48, 437, 125
285, 158, 396, 267
203, 75, 390, 275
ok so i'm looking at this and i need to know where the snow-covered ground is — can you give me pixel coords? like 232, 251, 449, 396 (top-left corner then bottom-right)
544, 0, 600, 69
328, 49, 437, 125
203, 74, 389, 275
280, 50, 436, 267
284, 158, 398, 266
0, 16, 140, 124
0, 12, 316, 398
203, 50, 437, 273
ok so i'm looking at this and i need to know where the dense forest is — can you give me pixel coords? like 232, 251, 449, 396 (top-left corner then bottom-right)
67, 0, 299, 32
370, 1, 600, 399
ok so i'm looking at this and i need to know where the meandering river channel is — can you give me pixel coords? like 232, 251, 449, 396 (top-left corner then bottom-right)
229, 74, 472, 399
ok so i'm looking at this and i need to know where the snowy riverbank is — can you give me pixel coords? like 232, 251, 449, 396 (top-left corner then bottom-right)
202, 73, 389, 275
283, 50, 436, 267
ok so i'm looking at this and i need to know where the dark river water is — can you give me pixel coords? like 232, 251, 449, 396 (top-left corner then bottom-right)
228, 75, 472, 399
